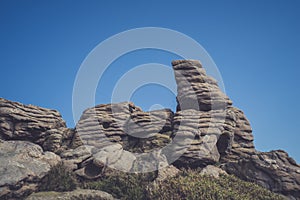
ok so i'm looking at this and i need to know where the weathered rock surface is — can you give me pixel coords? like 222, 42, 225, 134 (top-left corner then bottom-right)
76, 103, 172, 149
74, 103, 173, 176
224, 150, 300, 199
172, 60, 232, 111
170, 60, 255, 168
0, 98, 78, 153
0, 140, 61, 199
25, 189, 116, 200
0, 59, 299, 199
200, 165, 227, 178
154, 165, 180, 182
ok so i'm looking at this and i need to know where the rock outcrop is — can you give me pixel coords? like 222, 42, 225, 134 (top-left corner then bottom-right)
0, 98, 79, 154
224, 150, 300, 200
170, 60, 255, 168
0, 140, 60, 199
0, 60, 299, 199
172, 60, 232, 111
74, 103, 173, 175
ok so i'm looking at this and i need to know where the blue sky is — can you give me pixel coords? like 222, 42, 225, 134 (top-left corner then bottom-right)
0, 0, 299, 162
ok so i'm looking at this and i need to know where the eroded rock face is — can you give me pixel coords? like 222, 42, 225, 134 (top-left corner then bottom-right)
170, 60, 255, 167
0, 98, 78, 153
224, 150, 300, 199
76, 103, 173, 148
170, 109, 223, 167
0, 140, 61, 199
172, 60, 232, 111
75, 103, 173, 175
0, 59, 299, 199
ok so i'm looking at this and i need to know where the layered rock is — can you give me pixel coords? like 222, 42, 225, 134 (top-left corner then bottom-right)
0, 140, 60, 199
75, 103, 173, 176
172, 60, 232, 111
170, 60, 255, 167
222, 107, 255, 161
224, 150, 300, 199
0, 59, 299, 199
0, 98, 78, 153
170, 60, 300, 198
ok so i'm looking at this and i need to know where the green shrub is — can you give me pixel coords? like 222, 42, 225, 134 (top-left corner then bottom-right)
81, 168, 284, 200
148, 168, 284, 200
82, 171, 154, 200
39, 162, 78, 192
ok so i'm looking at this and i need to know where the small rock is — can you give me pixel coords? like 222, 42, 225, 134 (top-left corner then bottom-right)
200, 165, 227, 178
25, 189, 116, 200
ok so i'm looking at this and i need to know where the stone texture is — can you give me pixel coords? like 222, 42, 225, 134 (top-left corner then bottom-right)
0, 59, 299, 199
74, 103, 173, 176
221, 107, 255, 161
0, 140, 61, 199
154, 165, 180, 182
172, 60, 232, 111
224, 150, 300, 199
170, 60, 255, 168
25, 189, 116, 200
0, 98, 79, 153
200, 165, 227, 178
170, 109, 224, 167
76, 103, 172, 150
60, 145, 93, 171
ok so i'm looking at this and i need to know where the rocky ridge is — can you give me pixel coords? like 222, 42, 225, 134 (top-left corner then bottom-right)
0, 60, 299, 199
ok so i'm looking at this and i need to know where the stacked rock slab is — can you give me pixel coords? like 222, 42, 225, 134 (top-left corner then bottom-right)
75, 102, 173, 175
172, 60, 232, 111
0, 59, 300, 199
224, 150, 300, 199
171, 60, 300, 198
171, 60, 255, 167
0, 98, 78, 153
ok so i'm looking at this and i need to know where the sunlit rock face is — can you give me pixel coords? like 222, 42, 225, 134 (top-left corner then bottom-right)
170, 60, 255, 167
172, 59, 232, 112
0, 60, 299, 199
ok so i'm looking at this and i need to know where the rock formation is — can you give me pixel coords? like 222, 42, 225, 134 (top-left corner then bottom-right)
0, 140, 60, 199
0, 60, 299, 199
170, 60, 255, 167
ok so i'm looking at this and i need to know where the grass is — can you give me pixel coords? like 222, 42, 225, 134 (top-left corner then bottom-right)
81, 168, 284, 200
38, 162, 78, 192
148, 168, 284, 200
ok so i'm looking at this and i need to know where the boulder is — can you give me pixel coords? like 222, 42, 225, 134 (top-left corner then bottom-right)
154, 165, 180, 182
0, 140, 61, 199
200, 165, 227, 178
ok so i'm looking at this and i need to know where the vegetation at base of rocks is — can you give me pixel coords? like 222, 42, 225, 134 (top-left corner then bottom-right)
36, 163, 284, 200
82, 168, 284, 200
81, 171, 156, 199
38, 162, 78, 192
148, 168, 285, 200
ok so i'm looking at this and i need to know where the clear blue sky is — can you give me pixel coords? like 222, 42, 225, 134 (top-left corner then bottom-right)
0, 0, 299, 162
